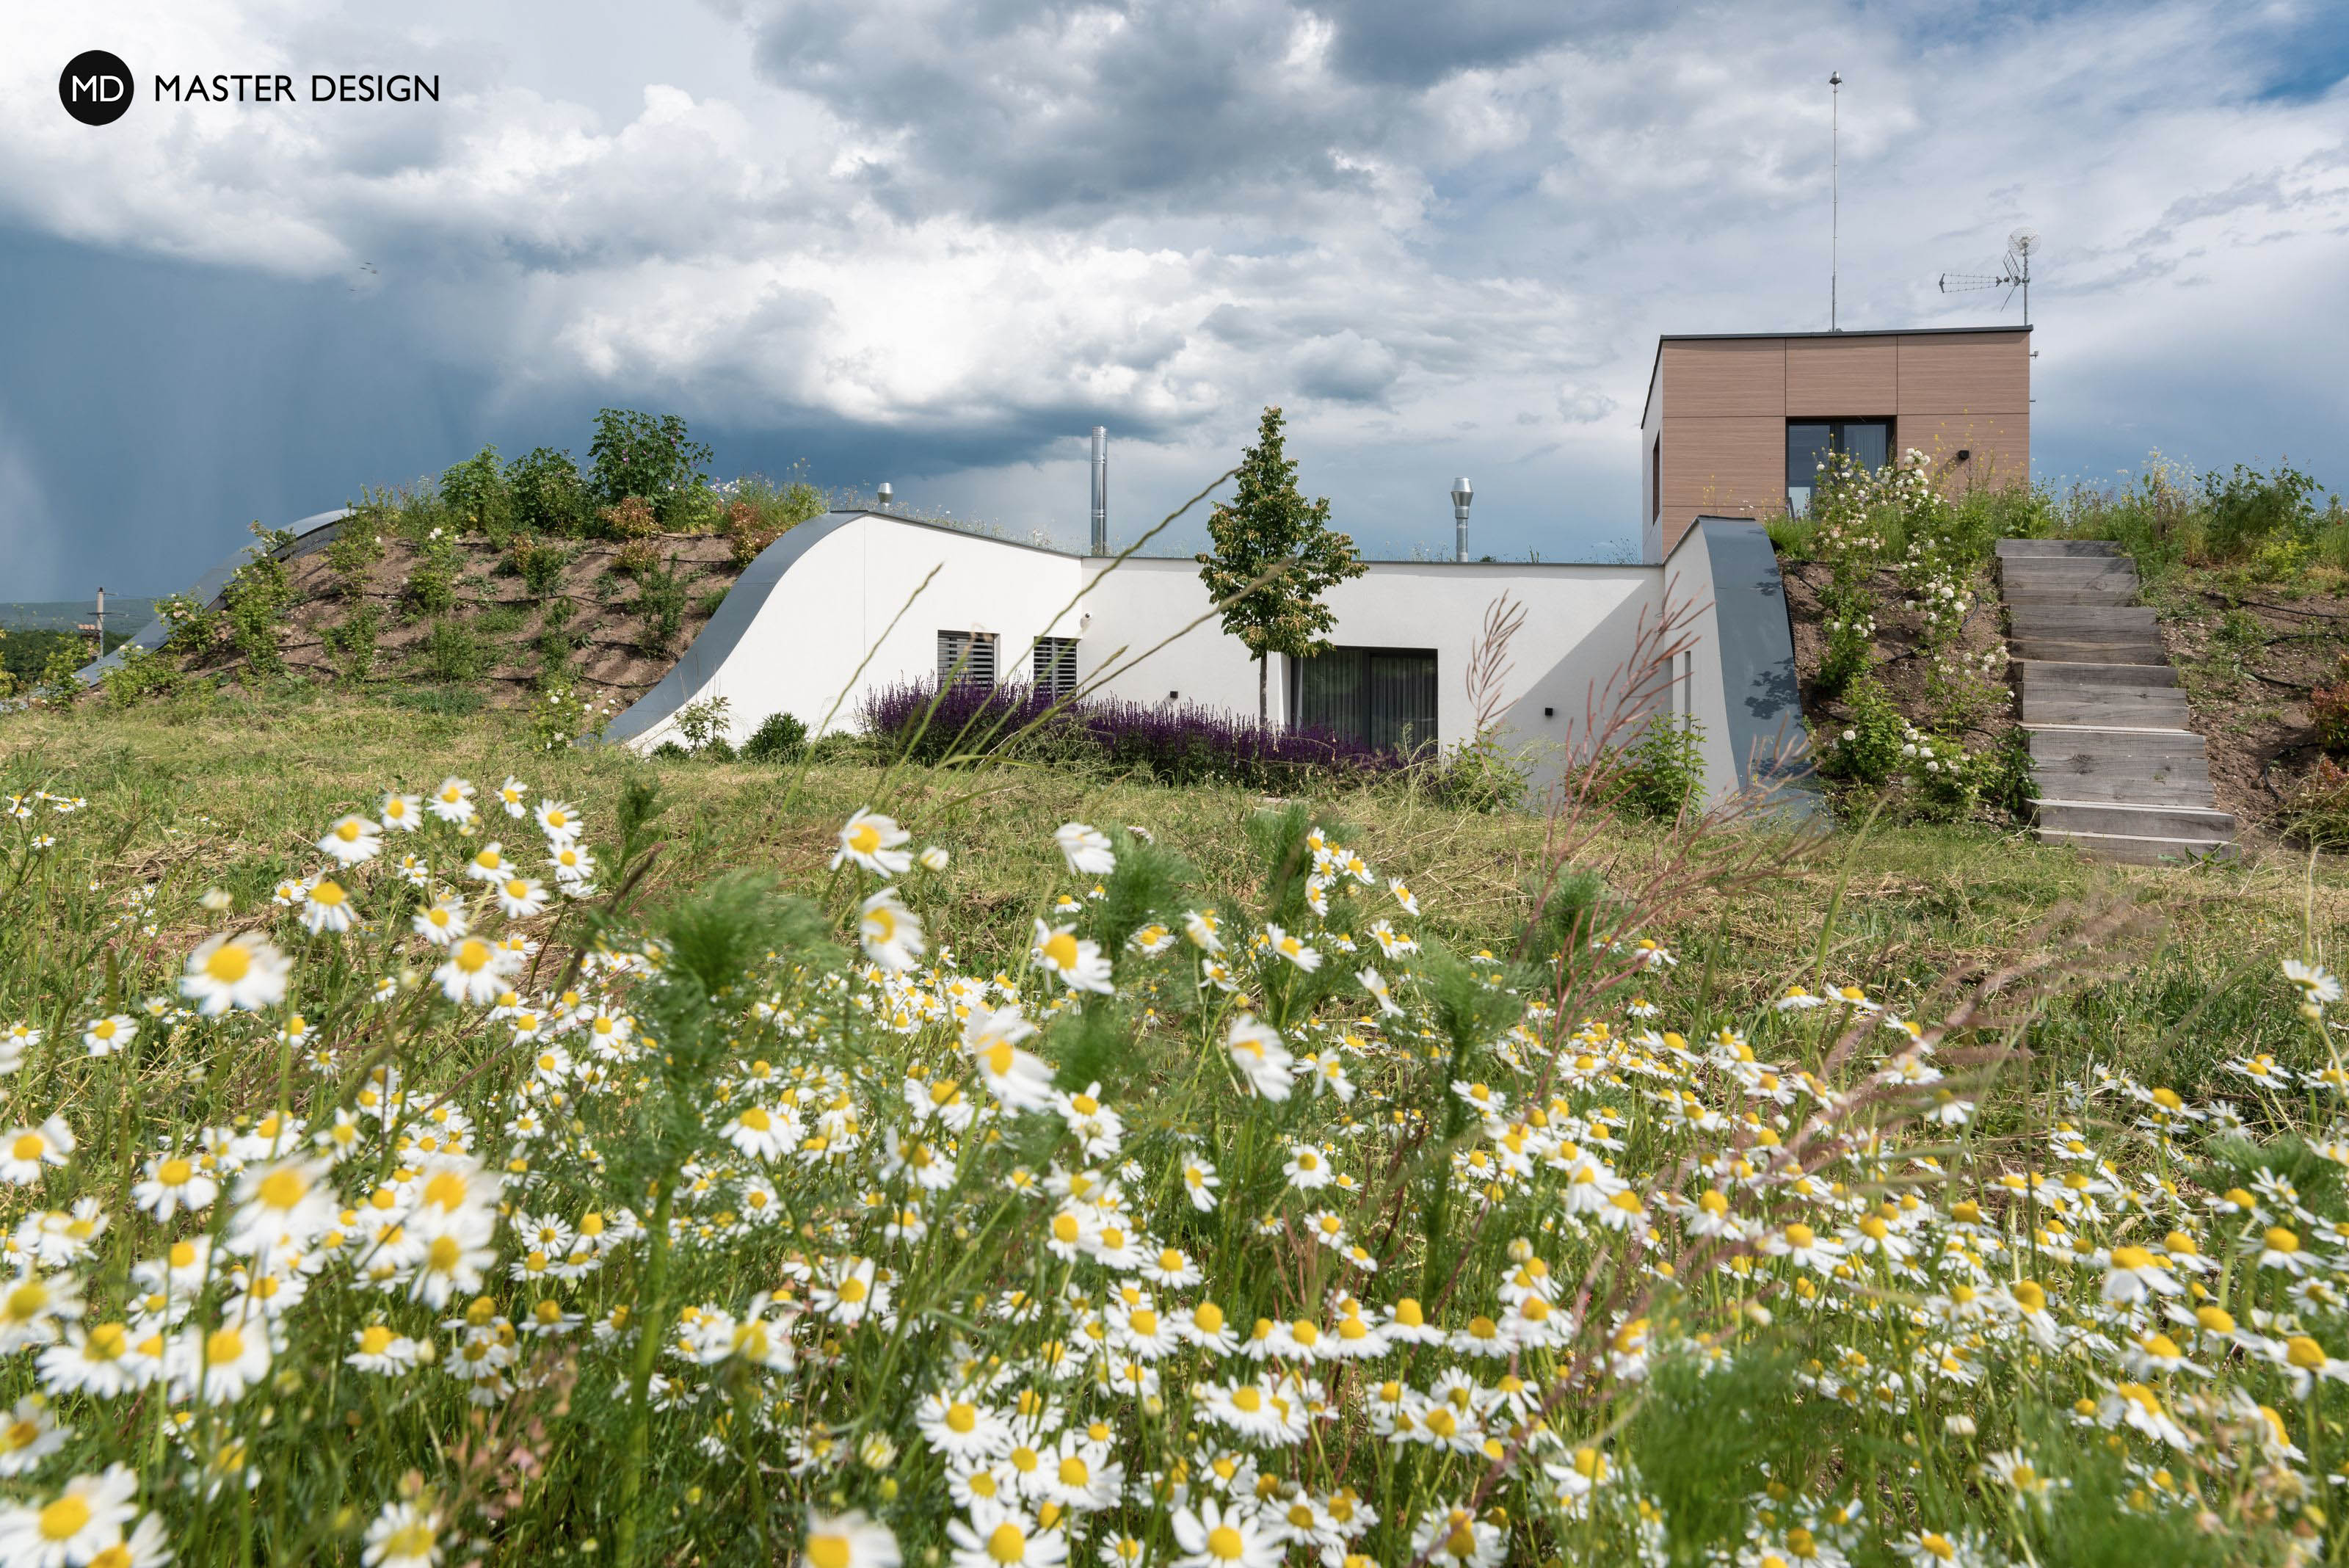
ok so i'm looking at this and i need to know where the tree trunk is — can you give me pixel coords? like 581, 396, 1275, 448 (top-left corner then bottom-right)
1257, 652, 1268, 724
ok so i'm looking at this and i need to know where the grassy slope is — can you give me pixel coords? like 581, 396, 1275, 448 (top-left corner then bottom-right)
7, 685, 2344, 1108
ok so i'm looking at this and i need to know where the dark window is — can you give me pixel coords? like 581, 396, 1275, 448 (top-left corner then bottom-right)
1292, 647, 1437, 754
937, 630, 997, 688
1032, 636, 1078, 700
1651, 439, 1661, 524
1786, 419, 1893, 514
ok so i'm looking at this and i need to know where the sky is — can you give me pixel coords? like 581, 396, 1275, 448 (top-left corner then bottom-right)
0, 0, 2345, 598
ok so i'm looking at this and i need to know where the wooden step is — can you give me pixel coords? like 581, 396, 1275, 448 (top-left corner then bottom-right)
2025, 727, 2213, 805
2014, 659, 2176, 689
2000, 555, 2138, 578
1997, 540, 2123, 559
2019, 688, 2192, 727
2010, 639, 2169, 666
2007, 604, 2158, 633
2031, 798, 2236, 841
2005, 585, 2140, 606
2036, 830, 2240, 865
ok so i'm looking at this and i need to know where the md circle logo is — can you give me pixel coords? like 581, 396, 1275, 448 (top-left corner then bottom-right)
60, 51, 134, 126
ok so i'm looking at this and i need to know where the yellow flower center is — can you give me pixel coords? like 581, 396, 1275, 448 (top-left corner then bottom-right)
206, 943, 253, 983
806, 1536, 852, 1568
1207, 1526, 1246, 1561
37, 1496, 90, 1542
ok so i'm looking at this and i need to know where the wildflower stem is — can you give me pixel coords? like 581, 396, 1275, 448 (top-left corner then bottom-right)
613, 1175, 676, 1568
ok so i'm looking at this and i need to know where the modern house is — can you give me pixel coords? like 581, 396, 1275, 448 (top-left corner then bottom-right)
1640, 326, 2031, 562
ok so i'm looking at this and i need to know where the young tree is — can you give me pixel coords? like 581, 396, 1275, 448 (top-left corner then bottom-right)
1196, 406, 1367, 722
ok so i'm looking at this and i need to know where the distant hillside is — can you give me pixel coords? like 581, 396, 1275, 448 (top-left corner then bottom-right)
0, 599, 156, 634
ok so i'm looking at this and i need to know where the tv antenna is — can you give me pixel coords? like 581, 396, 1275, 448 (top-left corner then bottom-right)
1939, 229, 2036, 324
1828, 70, 1842, 330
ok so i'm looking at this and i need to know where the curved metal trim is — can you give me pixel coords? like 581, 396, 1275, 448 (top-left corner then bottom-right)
1691, 514, 1822, 818
76, 507, 352, 683
601, 510, 861, 746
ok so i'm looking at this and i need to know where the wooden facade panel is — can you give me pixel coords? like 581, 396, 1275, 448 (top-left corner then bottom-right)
1896, 410, 2030, 496
1660, 415, 1783, 554
1787, 335, 1897, 415
1895, 332, 2030, 412
1660, 339, 1786, 418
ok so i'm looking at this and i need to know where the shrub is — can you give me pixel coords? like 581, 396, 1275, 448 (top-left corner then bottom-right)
97, 642, 179, 708
323, 508, 385, 595
323, 603, 381, 680
740, 711, 807, 764
508, 534, 573, 599
402, 528, 464, 619
529, 675, 614, 750
440, 445, 514, 542
860, 678, 1414, 789
672, 695, 733, 753
2283, 757, 2349, 848
2204, 462, 2321, 559
597, 496, 659, 545
220, 523, 298, 675
2314, 658, 2349, 757
721, 474, 827, 565
154, 592, 222, 662
1817, 673, 1906, 785
589, 408, 712, 518
419, 617, 487, 683
1611, 712, 1706, 821
507, 446, 591, 537
633, 555, 689, 654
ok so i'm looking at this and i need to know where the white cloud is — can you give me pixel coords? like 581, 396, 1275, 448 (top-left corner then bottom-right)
0, 0, 2342, 574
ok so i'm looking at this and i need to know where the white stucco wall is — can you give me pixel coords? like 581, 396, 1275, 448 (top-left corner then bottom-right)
633, 517, 1084, 746
617, 512, 1792, 816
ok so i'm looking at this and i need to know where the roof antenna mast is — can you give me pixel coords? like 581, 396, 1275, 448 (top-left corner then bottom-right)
1829, 70, 1842, 331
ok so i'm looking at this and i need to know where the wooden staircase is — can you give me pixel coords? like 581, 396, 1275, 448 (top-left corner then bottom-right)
1997, 539, 2237, 864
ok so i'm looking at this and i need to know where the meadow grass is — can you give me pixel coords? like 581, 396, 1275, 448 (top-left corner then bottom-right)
1, 686, 2348, 1567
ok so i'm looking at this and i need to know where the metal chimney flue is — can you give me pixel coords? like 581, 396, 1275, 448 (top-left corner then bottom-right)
1451, 478, 1473, 562
1089, 427, 1108, 556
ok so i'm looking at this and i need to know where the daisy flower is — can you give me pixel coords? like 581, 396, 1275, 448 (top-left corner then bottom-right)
496, 777, 529, 818
0, 1120, 76, 1186
2099, 1244, 2180, 1304
1172, 1499, 1280, 1568
861, 888, 927, 973
302, 878, 357, 935
131, 1153, 216, 1220
363, 1498, 443, 1568
317, 814, 383, 865
1262, 924, 1321, 972
426, 777, 476, 826
2284, 959, 2342, 1006
1388, 878, 1420, 916
1031, 922, 1113, 995
80, 1016, 136, 1058
180, 932, 292, 1015
799, 1509, 902, 1568
493, 876, 549, 919
834, 810, 913, 876
433, 938, 515, 1006
1227, 1015, 1294, 1102
0, 1464, 139, 1566
412, 897, 468, 946
1055, 823, 1115, 876
380, 793, 424, 832
1183, 910, 1223, 954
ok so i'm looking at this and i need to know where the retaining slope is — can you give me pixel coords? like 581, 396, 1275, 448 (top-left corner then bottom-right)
1998, 539, 2236, 864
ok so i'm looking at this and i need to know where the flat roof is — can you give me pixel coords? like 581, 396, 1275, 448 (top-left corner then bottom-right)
1641, 324, 2032, 421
